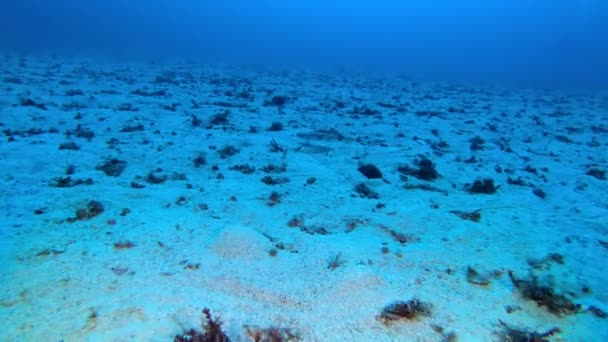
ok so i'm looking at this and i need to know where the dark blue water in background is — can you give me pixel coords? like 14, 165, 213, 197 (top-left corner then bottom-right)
0, 0, 607, 89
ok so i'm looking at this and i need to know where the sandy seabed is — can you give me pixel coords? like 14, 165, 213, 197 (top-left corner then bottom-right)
0, 54, 607, 341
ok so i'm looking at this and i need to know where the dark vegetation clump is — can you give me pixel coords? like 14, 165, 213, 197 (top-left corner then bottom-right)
66, 165, 75, 175
162, 103, 180, 111
327, 252, 345, 271
193, 153, 206, 168
131, 89, 166, 97
496, 320, 560, 342
113, 241, 135, 250
469, 136, 485, 150
267, 191, 282, 206
191, 114, 203, 127
119, 123, 144, 132
287, 216, 304, 228
267, 122, 284, 131
378, 299, 432, 324
397, 156, 438, 181
358, 163, 382, 179
244, 325, 300, 341
146, 171, 169, 184
67, 200, 104, 222
59, 142, 80, 150
96, 158, 127, 177
267, 95, 289, 107
352, 105, 380, 116
527, 253, 564, 270
269, 139, 285, 153
261, 176, 290, 185
508, 271, 580, 316
66, 124, 95, 140
117, 103, 139, 112
20, 98, 47, 110
209, 110, 230, 127
65, 89, 84, 96
218, 145, 239, 159
49, 176, 93, 188
507, 176, 532, 187
450, 209, 481, 222
300, 225, 330, 236
230, 164, 256, 174
354, 183, 380, 199
466, 178, 499, 194
261, 164, 286, 174
174, 308, 230, 342
385, 228, 418, 245
554, 134, 573, 144
3, 76, 22, 84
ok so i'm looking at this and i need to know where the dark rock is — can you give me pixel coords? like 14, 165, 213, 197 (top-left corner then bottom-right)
586, 168, 606, 180
533, 188, 547, 199
587, 305, 607, 319
267, 122, 283, 131
358, 163, 382, 179
269, 95, 288, 106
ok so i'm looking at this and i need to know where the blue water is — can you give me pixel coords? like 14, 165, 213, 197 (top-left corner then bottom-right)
1, 0, 607, 89
0, 1, 607, 341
